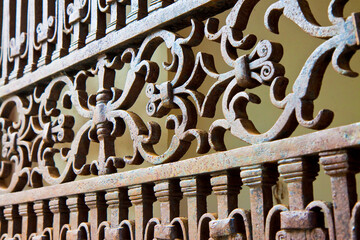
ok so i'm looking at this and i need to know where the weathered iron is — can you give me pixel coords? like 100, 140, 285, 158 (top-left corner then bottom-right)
0, 0, 358, 239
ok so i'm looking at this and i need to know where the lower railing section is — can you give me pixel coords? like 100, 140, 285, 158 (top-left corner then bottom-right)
0, 123, 360, 240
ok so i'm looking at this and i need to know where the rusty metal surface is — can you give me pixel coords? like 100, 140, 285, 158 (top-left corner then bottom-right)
0, 122, 358, 206
0, 0, 358, 239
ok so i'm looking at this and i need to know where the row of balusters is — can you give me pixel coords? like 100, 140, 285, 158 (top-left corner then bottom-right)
0, 149, 359, 239
0, 0, 175, 85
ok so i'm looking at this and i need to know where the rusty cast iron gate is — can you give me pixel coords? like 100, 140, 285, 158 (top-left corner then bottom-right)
0, 0, 359, 239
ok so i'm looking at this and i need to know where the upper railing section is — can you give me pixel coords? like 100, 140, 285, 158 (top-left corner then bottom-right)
0, 0, 359, 193
0, 0, 236, 96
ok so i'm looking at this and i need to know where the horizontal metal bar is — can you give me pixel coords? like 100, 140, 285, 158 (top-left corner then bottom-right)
0, 122, 359, 206
0, 0, 235, 98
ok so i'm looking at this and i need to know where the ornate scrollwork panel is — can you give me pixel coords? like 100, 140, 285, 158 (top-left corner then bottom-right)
0, 0, 359, 192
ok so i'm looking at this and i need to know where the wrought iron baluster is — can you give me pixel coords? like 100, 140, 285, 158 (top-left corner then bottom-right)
102, 188, 132, 239
180, 176, 211, 240
85, 192, 107, 239
320, 150, 359, 240
52, 0, 70, 60
126, 0, 147, 24
106, 188, 131, 228
8, 0, 28, 81
24, 0, 41, 73
277, 157, 321, 239
67, 0, 89, 52
106, 0, 126, 33
129, 184, 155, 240
4, 205, 21, 239
18, 203, 36, 240
1, 0, 15, 84
36, 0, 56, 67
64, 195, 89, 239
49, 198, 69, 240
148, 179, 184, 240
86, 0, 106, 43
211, 170, 241, 220
206, 170, 242, 239
34, 200, 52, 234
0, 208, 7, 237
241, 164, 278, 240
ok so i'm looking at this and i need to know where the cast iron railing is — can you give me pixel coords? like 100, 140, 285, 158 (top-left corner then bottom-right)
0, 0, 359, 239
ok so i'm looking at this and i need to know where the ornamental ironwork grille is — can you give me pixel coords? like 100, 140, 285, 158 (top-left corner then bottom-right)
0, 0, 359, 239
